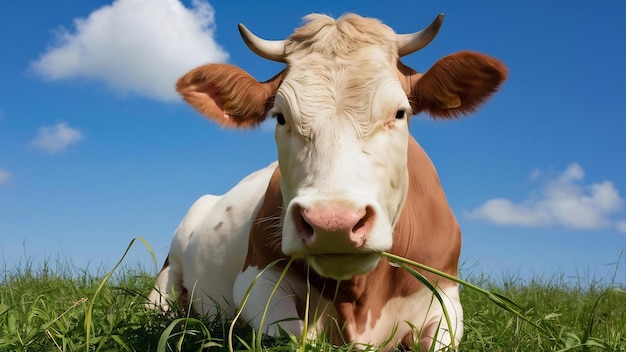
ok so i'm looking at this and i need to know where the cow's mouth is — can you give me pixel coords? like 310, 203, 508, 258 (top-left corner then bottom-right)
306, 252, 381, 280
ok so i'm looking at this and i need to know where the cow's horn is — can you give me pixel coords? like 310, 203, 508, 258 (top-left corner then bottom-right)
238, 23, 286, 63
396, 14, 444, 57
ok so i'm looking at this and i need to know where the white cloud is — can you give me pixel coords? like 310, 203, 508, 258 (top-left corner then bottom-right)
30, 0, 228, 101
30, 122, 84, 154
0, 169, 11, 185
466, 163, 626, 232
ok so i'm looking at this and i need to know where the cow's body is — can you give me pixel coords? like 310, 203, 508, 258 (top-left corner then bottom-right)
147, 163, 277, 316
149, 13, 506, 351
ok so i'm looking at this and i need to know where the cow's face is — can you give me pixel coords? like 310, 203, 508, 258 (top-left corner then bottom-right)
272, 17, 413, 279
176, 13, 507, 280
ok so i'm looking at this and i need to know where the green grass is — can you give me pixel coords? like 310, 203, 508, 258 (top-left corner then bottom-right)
1, 243, 624, 351
460, 274, 625, 351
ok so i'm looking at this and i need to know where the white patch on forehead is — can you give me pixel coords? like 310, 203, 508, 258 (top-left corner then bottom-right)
276, 57, 403, 137
273, 13, 403, 138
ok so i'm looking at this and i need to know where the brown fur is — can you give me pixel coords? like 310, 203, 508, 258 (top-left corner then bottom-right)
243, 166, 286, 271
176, 64, 283, 128
401, 51, 508, 118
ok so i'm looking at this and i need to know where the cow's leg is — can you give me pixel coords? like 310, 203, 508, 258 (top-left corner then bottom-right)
417, 285, 463, 351
233, 265, 306, 336
147, 194, 221, 312
146, 255, 187, 311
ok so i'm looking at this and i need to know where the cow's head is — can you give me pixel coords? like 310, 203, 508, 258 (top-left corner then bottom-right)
176, 14, 507, 280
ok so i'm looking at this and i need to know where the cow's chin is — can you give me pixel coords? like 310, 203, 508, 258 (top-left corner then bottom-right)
306, 253, 381, 281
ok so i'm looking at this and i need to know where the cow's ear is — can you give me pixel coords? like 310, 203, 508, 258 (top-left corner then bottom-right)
176, 64, 283, 128
405, 51, 507, 118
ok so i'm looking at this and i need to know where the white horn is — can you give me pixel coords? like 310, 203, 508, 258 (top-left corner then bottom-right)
396, 14, 444, 57
238, 23, 286, 63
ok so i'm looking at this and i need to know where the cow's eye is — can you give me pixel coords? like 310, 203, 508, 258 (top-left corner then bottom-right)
274, 113, 286, 125
395, 110, 406, 119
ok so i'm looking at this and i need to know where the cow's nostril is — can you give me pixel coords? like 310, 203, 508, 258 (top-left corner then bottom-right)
352, 206, 375, 243
294, 206, 315, 243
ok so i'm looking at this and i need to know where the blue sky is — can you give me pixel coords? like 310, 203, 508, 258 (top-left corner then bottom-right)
1, 1, 625, 285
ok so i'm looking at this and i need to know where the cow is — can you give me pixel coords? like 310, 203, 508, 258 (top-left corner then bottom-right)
147, 13, 507, 351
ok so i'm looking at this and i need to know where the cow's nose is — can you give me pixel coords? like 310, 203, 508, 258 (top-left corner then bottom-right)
295, 205, 375, 248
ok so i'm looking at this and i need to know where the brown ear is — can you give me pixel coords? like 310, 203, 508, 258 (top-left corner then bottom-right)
401, 51, 507, 118
176, 64, 283, 128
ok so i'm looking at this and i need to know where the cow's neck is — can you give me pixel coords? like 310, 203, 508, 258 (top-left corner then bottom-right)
334, 135, 462, 338
393, 136, 461, 282
245, 133, 460, 302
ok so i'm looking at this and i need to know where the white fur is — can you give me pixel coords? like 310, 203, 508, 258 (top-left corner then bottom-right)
147, 162, 277, 317
274, 64, 411, 280
233, 264, 337, 339
349, 284, 463, 350
233, 263, 462, 351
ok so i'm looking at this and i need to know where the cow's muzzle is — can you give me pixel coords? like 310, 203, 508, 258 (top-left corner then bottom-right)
292, 203, 376, 252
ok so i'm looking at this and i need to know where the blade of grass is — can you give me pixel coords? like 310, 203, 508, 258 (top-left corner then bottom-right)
382, 252, 550, 337
392, 261, 456, 350
157, 317, 212, 352
84, 237, 156, 351
228, 258, 286, 352
300, 263, 311, 352
255, 258, 295, 351
582, 287, 626, 351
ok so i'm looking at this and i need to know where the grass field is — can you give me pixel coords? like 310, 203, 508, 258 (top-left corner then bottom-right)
1, 243, 625, 351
